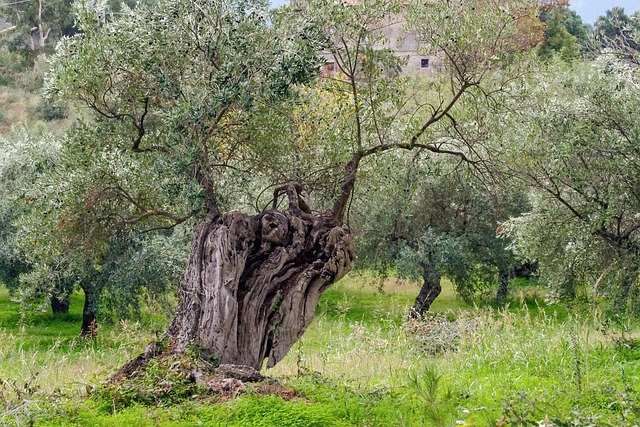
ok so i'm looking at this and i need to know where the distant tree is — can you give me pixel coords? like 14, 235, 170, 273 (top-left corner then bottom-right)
0, 0, 75, 59
538, 3, 584, 61
562, 9, 591, 49
499, 52, 640, 317
594, 7, 640, 61
14, 124, 189, 334
0, 127, 69, 310
0, 125, 186, 328
354, 158, 526, 316
0, 0, 146, 61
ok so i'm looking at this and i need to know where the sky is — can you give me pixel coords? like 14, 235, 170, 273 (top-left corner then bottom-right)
571, 0, 639, 24
269, 0, 640, 25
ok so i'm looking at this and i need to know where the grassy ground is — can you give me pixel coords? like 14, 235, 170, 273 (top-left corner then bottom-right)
0, 274, 639, 426
0, 85, 76, 136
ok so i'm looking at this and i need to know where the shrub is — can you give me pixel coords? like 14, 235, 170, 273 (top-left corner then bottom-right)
35, 100, 67, 121
404, 312, 476, 355
94, 352, 205, 410
0, 49, 29, 86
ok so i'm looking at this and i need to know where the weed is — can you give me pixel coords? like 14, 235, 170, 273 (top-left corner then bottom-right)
404, 312, 461, 355
93, 352, 205, 410
407, 365, 456, 427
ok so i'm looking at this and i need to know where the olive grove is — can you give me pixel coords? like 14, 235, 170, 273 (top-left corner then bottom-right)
36, 0, 543, 372
353, 156, 528, 316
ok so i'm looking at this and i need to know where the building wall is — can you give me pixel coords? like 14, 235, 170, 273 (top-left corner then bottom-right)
320, 13, 441, 77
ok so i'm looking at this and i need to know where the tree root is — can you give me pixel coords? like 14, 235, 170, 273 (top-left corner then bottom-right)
103, 343, 272, 408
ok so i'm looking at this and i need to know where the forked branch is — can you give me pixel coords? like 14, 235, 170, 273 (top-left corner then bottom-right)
273, 183, 312, 215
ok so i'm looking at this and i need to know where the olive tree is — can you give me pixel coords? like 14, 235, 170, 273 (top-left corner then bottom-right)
0, 127, 72, 311
14, 122, 190, 334
500, 53, 640, 316
354, 156, 526, 316
45, 0, 541, 370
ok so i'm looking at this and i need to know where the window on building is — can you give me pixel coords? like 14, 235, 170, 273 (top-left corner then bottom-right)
421, 58, 429, 68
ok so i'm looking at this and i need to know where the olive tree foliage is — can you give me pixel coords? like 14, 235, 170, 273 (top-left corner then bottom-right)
44, 0, 541, 370
11, 125, 190, 331
297, 0, 545, 223
353, 155, 526, 315
594, 7, 640, 61
0, 127, 60, 295
499, 53, 640, 316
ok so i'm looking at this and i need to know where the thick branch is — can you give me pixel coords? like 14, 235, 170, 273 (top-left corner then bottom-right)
93, 184, 200, 229
273, 183, 312, 215
329, 152, 363, 225
130, 98, 168, 153
195, 167, 218, 215
329, 141, 478, 224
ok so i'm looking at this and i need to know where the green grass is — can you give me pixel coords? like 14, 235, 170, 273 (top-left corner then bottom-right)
0, 287, 85, 348
0, 274, 639, 426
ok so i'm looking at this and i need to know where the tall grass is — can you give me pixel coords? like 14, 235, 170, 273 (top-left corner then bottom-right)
272, 277, 640, 426
0, 274, 639, 426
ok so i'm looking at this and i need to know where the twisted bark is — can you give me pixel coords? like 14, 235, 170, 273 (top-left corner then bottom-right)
409, 266, 442, 318
167, 200, 355, 370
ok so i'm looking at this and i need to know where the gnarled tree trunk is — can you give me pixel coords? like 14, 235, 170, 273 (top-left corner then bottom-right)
167, 200, 355, 370
495, 266, 512, 302
80, 285, 100, 337
409, 265, 441, 318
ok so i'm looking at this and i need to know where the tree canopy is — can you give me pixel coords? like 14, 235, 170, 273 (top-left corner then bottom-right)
500, 52, 640, 316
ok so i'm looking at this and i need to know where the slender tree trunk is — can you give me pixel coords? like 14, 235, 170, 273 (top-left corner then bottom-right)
167, 205, 355, 370
80, 285, 100, 337
409, 265, 441, 318
496, 266, 512, 302
50, 294, 70, 314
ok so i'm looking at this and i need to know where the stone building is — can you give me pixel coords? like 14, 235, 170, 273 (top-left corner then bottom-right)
317, 0, 440, 77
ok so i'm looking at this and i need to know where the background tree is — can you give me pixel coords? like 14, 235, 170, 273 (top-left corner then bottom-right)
0, 127, 59, 298
0, 0, 75, 59
14, 122, 190, 334
354, 157, 526, 316
561, 9, 591, 50
499, 52, 640, 317
537, 2, 586, 61
43, 0, 542, 372
594, 7, 640, 62
0, 127, 71, 311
